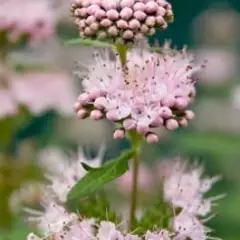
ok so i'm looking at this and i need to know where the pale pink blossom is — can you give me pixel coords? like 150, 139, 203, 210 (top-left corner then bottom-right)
116, 164, 154, 193
11, 72, 76, 116
163, 160, 223, 217
39, 146, 104, 202
0, 0, 55, 45
97, 221, 124, 240
173, 211, 208, 240
71, 0, 173, 43
75, 46, 202, 142
26, 201, 95, 239
145, 230, 172, 240
26, 201, 78, 235
196, 48, 238, 85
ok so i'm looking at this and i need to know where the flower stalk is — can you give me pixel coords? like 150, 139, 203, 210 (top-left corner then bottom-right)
115, 44, 128, 66
128, 131, 142, 231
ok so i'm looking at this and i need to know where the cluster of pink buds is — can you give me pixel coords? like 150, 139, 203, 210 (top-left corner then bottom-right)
71, 0, 173, 44
0, 0, 55, 46
74, 45, 204, 143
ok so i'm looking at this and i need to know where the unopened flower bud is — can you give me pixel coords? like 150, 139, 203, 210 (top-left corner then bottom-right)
129, 19, 140, 29
161, 95, 175, 107
146, 133, 159, 144
140, 24, 149, 33
160, 107, 172, 118
146, 1, 158, 13
90, 22, 99, 31
179, 118, 188, 127
137, 124, 149, 134
84, 27, 93, 35
117, 20, 128, 29
82, 0, 90, 7
90, 110, 103, 120
79, 8, 88, 17
77, 109, 88, 119
148, 27, 156, 36
120, 0, 135, 8
102, 0, 117, 10
94, 97, 107, 109
120, 7, 133, 20
185, 110, 195, 120
123, 30, 133, 39
166, 119, 179, 131
106, 111, 119, 121
145, 16, 156, 27
123, 119, 136, 130
106, 9, 119, 20
97, 31, 107, 40
157, 6, 166, 16
87, 5, 100, 15
95, 9, 106, 19
100, 18, 112, 27
86, 16, 96, 25
175, 97, 189, 109
78, 93, 91, 104
133, 2, 146, 11
113, 129, 125, 140
134, 11, 146, 21
108, 26, 118, 36
156, 16, 164, 25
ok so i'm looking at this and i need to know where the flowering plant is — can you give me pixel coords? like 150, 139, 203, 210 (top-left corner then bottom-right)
0, 0, 225, 239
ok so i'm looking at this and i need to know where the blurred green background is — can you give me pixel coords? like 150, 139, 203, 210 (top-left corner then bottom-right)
1, 0, 240, 239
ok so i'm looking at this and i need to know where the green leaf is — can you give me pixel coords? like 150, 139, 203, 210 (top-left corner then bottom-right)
81, 162, 96, 171
67, 150, 134, 204
65, 38, 112, 48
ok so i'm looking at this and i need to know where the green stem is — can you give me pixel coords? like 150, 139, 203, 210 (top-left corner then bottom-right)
115, 44, 128, 66
128, 131, 142, 231
129, 146, 141, 231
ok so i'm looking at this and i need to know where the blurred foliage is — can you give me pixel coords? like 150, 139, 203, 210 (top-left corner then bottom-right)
0, 217, 31, 240
0, 158, 43, 229
134, 186, 173, 235
75, 192, 120, 224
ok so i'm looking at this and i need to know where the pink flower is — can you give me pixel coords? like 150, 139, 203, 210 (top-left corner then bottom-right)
196, 48, 238, 85
163, 159, 223, 217
75, 45, 202, 142
173, 211, 208, 240
116, 164, 154, 193
0, 0, 55, 45
11, 72, 76, 116
71, 0, 173, 43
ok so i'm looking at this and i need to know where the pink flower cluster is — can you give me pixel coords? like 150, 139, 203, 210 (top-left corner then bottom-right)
71, 0, 173, 43
163, 160, 224, 240
0, 0, 55, 45
116, 159, 223, 240
0, 71, 75, 118
74, 46, 202, 143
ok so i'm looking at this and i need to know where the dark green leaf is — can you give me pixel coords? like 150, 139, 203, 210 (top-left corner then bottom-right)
81, 162, 96, 171
67, 150, 134, 204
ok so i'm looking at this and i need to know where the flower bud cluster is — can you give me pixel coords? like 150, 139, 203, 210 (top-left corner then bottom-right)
0, 0, 55, 46
71, 0, 173, 44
